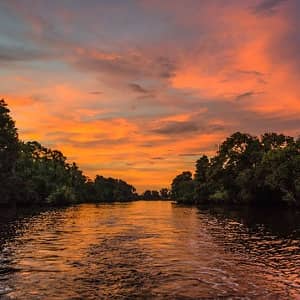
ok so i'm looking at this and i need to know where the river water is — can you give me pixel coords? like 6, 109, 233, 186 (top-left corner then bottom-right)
0, 201, 299, 299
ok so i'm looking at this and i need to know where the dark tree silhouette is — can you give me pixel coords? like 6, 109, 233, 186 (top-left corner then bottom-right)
0, 99, 19, 205
0, 100, 138, 207
160, 188, 171, 200
171, 132, 300, 206
171, 171, 194, 204
141, 190, 162, 200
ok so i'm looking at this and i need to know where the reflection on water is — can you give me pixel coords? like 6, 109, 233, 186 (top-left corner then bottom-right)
0, 202, 299, 299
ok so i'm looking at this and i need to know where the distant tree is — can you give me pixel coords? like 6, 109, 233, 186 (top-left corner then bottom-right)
113, 179, 137, 201
93, 175, 137, 202
194, 155, 212, 203
171, 171, 194, 203
194, 155, 209, 183
261, 132, 293, 152
151, 190, 160, 199
159, 188, 171, 200
142, 190, 152, 200
141, 190, 161, 200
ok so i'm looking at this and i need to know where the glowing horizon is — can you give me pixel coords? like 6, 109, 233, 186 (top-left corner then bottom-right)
1, 0, 300, 192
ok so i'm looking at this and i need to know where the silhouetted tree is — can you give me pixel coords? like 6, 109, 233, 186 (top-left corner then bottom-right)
171, 132, 300, 207
171, 171, 194, 203
0, 99, 19, 205
0, 100, 138, 206
93, 175, 137, 202
159, 188, 171, 200
141, 190, 161, 200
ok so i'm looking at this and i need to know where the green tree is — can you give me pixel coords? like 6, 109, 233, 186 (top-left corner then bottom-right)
141, 190, 161, 200
194, 155, 212, 203
0, 100, 139, 207
159, 188, 171, 200
0, 99, 19, 205
215, 132, 262, 203
171, 171, 194, 203
261, 132, 293, 152
93, 175, 137, 202
171, 131, 300, 207
15, 141, 88, 205
254, 141, 300, 206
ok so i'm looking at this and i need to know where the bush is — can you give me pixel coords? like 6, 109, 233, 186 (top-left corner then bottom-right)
46, 186, 76, 206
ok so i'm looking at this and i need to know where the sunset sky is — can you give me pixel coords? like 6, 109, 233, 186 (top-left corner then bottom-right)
1, 0, 300, 191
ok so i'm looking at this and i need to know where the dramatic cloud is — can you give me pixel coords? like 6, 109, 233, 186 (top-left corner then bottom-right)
235, 91, 255, 101
128, 83, 150, 94
0, 0, 299, 191
253, 0, 288, 15
151, 121, 199, 135
0, 46, 47, 63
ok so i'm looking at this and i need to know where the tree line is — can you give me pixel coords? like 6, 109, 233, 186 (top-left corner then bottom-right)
0, 99, 170, 207
4, 98, 299, 207
171, 132, 300, 206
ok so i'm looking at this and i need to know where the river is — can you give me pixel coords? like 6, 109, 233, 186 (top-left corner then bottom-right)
0, 201, 299, 299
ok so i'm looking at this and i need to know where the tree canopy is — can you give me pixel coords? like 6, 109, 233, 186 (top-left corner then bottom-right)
140, 188, 171, 200
2, 99, 299, 207
0, 99, 19, 205
171, 132, 300, 207
0, 99, 138, 206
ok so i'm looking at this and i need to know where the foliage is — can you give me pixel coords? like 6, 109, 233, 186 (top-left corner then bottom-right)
93, 175, 138, 202
46, 185, 76, 206
14, 141, 87, 205
159, 188, 171, 200
3, 98, 299, 207
171, 171, 195, 204
139, 188, 171, 200
171, 132, 300, 207
0, 99, 19, 205
0, 99, 138, 206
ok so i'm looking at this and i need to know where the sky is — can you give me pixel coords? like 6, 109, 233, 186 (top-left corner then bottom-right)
0, 0, 300, 192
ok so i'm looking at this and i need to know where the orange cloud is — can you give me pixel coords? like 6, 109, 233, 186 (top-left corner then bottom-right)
1, 0, 300, 191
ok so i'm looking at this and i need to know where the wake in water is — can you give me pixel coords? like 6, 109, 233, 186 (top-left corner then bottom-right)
0, 202, 299, 299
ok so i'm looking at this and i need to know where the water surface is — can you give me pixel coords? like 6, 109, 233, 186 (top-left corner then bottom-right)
0, 201, 299, 299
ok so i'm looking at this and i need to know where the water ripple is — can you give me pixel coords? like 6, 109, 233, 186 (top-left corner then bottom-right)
0, 202, 299, 299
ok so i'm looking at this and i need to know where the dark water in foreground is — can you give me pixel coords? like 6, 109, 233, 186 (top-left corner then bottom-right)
0, 201, 300, 299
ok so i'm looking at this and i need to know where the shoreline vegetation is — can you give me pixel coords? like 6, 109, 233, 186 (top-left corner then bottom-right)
0, 99, 170, 207
171, 132, 300, 207
1, 99, 299, 208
